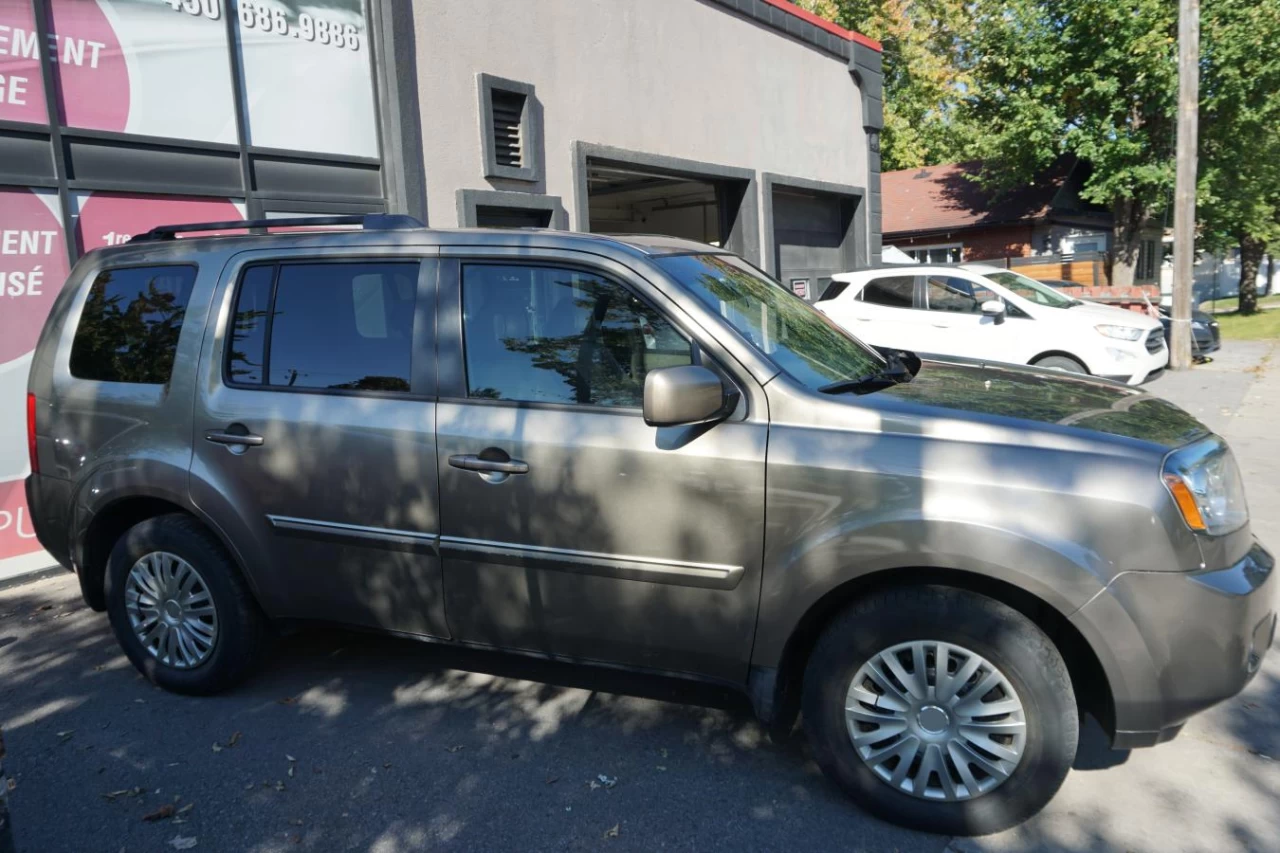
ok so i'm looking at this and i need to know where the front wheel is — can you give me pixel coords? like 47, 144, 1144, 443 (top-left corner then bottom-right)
1032, 354, 1088, 374
802, 586, 1078, 835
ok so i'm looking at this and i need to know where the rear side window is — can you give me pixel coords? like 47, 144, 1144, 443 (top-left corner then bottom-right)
860, 276, 916, 308
228, 262, 419, 393
816, 281, 850, 302
70, 265, 197, 384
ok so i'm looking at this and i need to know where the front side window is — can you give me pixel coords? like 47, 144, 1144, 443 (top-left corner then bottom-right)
461, 264, 692, 407
654, 254, 885, 391
70, 265, 197, 384
228, 262, 418, 393
860, 276, 916, 308
925, 275, 1000, 314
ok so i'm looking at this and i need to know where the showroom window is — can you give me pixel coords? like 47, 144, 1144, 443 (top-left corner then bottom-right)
69, 265, 198, 384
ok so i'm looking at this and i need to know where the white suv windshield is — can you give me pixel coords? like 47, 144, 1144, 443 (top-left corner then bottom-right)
984, 270, 1080, 308
655, 254, 886, 390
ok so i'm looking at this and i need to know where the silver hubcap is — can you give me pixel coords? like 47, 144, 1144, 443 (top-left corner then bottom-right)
125, 551, 218, 669
845, 640, 1027, 801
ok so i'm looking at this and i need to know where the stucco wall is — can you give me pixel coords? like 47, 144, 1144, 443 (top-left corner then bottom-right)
412, 0, 868, 264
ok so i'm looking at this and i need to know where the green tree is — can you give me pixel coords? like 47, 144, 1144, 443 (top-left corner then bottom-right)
959, 0, 1180, 287
795, 0, 976, 171
1197, 0, 1280, 314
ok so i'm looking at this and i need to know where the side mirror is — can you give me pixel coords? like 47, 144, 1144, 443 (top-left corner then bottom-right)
981, 299, 1007, 325
643, 365, 736, 428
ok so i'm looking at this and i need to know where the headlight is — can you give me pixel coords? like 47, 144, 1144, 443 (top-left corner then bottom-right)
1095, 324, 1145, 341
1162, 438, 1249, 535
1191, 320, 1207, 331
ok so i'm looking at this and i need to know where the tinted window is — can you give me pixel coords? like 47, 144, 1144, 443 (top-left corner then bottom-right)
816, 280, 849, 302
229, 262, 418, 393
462, 264, 692, 407
860, 276, 915, 308
654, 254, 885, 392
925, 276, 999, 314
227, 266, 273, 384
70, 265, 197, 384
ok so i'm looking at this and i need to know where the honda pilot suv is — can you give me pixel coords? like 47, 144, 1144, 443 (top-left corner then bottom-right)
24, 217, 1275, 835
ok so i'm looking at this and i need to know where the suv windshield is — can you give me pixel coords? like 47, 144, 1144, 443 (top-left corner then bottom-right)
655, 253, 885, 390
984, 270, 1079, 308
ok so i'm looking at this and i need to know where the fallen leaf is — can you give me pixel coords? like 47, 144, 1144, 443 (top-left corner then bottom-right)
35, 604, 52, 612
244, 783, 254, 791
287, 765, 295, 778
603, 823, 620, 839
274, 781, 286, 791
445, 745, 464, 753
168, 836, 198, 850
286, 755, 296, 763
176, 804, 195, 816
143, 804, 176, 822
656, 765, 667, 771
383, 762, 392, 769
211, 743, 223, 754
6, 778, 16, 792
597, 774, 617, 789
277, 696, 297, 706
587, 780, 601, 791
659, 748, 668, 758
545, 776, 559, 785
134, 698, 146, 704
56, 730, 75, 740
226, 732, 242, 748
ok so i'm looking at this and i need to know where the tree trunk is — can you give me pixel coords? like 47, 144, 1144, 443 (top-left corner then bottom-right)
1109, 198, 1147, 288
1238, 235, 1264, 315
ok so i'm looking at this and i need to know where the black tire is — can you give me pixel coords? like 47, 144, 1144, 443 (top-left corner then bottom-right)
1032, 354, 1088, 374
802, 585, 1077, 836
104, 514, 266, 695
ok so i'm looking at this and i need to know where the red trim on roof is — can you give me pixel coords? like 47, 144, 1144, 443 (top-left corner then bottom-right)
760, 0, 883, 52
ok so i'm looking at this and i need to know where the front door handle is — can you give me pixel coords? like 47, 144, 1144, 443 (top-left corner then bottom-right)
448, 454, 529, 475
205, 429, 264, 447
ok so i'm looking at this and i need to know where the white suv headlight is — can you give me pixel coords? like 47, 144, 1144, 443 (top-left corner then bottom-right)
1095, 324, 1145, 341
1163, 438, 1249, 535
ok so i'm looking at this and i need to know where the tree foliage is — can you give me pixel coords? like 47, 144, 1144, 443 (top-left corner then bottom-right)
796, 0, 975, 171
1197, 0, 1280, 313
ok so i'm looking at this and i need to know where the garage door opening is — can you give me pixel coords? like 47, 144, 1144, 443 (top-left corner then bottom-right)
771, 186, 860, 301
585, 161, 748, 250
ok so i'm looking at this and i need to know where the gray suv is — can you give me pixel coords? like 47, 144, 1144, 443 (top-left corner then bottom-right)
24, 217, 1276, 835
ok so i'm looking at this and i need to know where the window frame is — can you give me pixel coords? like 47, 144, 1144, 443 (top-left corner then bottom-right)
69, 262, 200, 386
439, 257, 742, 418
220, 256, 428, 401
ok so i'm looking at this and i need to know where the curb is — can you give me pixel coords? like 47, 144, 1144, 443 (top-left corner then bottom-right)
0, 565, 65, 594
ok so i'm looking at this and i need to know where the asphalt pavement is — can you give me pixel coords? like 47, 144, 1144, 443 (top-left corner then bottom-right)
1, 344, 1277, 853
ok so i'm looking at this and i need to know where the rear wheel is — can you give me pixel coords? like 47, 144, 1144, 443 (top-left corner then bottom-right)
802, 585, 1077, 835
1032, 354, 1088, 374
105, 514, 266, 695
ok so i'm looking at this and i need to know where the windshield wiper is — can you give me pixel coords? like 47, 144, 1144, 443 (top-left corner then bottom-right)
819, 350, 915, 395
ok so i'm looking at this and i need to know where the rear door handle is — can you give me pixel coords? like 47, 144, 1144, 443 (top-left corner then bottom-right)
448, 454, 529, 475
205, 430, 264, 447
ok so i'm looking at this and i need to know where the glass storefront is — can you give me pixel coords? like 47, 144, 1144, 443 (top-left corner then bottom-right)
0, 0, 390, 573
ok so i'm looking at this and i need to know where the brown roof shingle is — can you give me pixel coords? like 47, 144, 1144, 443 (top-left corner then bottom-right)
882, 158, 1076, 237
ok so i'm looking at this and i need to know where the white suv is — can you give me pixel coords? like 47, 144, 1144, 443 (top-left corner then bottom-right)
817, 264, 1168, 385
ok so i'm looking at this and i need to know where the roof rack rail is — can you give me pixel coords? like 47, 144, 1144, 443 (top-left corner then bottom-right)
128, 213, 424, 243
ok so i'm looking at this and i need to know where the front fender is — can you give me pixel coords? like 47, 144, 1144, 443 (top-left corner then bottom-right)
751, 515, 1112, 671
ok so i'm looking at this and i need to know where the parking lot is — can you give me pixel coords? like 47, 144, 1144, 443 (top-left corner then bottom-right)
2, 343, 1278, 853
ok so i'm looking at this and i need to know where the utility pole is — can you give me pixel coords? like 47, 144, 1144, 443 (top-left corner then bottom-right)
1170, 0, 1199, 369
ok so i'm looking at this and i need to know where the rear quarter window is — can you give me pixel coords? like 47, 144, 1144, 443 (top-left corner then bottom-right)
69, 265, 198, 384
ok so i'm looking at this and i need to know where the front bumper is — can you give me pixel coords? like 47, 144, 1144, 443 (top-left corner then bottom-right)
1098, 338, 1168, 385
1073, 542, 1276, 749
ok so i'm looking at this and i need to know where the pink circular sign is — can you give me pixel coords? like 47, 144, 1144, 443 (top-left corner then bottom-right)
0, 188, 70, 366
